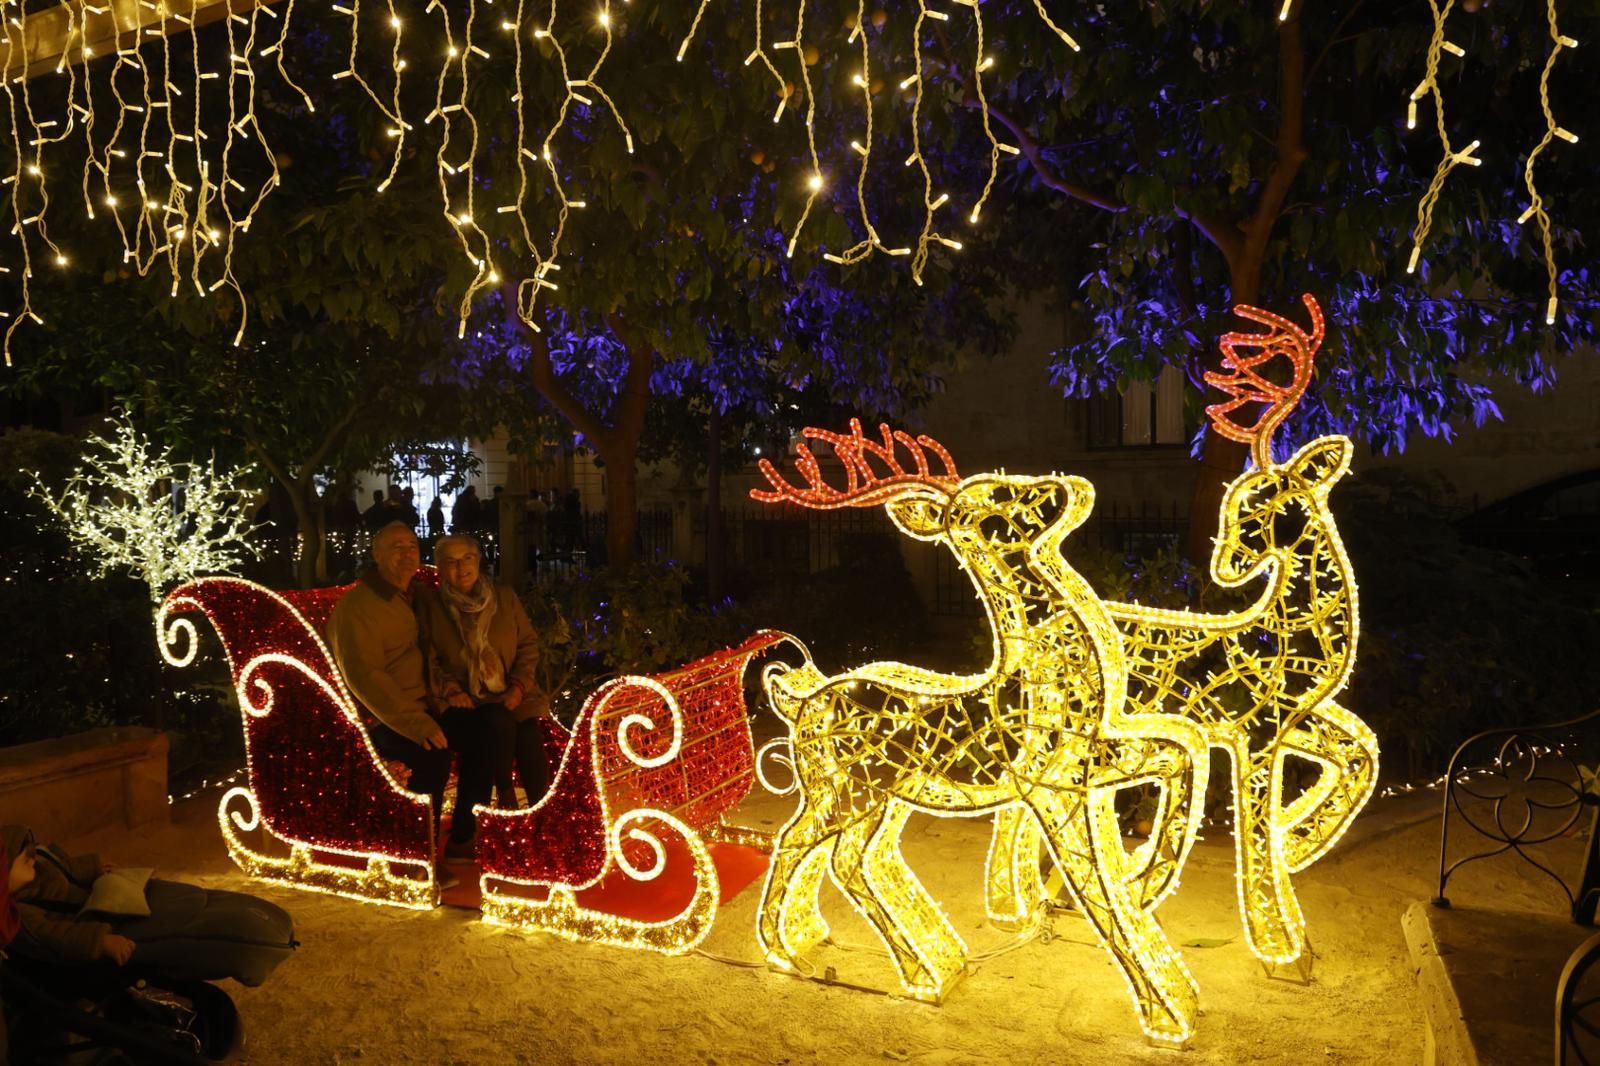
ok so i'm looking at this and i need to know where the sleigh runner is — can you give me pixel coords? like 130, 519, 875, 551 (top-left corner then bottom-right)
157, 574, 786, 952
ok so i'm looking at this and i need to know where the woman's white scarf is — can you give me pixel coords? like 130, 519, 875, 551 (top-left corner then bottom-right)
441, 578, 505, 701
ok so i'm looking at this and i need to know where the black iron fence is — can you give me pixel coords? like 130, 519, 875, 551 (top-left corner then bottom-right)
1082, 500, 1189, 555
258, 497, 1185, 611
718, 502, 900, 575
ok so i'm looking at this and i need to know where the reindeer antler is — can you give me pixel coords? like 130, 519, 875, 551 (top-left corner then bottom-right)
1204, 293, 1325, 468
751, 418, 960, 509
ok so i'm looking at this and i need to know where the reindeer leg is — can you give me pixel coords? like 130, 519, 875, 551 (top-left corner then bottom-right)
1277, 700, 1380, 872
1092, 720, 1210, 914
757, 799, 832, 973
1232, 741, 1308, 965
1036, 788, 1199, 1045
985, 804, 1046, 929
829, 801, 963, 1001
863, 801, 967, 999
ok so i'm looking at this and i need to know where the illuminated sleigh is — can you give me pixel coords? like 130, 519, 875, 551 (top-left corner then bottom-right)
157, 576, 785, 951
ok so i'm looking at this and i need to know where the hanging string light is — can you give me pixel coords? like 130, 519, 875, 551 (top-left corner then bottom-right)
675, 0, 1074, 285
336, 0, 631, 336
1517, 0, 1578, 326
1404, 0, 1481, 285
0, 0, 301, 363
1406, 0, 1580, 325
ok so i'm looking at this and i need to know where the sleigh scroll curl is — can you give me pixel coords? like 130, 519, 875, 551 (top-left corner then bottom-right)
476, 634, 791, 954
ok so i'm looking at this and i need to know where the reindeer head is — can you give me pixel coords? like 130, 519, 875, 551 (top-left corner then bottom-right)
752, 419, 1095, 575
1211, 435, 1353, 586
1204, 293, 1325, 469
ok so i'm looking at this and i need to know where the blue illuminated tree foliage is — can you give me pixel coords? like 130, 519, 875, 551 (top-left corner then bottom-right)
893, 0, 1597, 550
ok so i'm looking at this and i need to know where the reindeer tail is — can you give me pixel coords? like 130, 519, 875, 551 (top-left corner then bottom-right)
761, 658, 826, 723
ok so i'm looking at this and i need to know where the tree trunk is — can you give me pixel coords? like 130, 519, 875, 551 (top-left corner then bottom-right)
505, 294, 656, 574
286, 480, 327, 588
1181, 13, 1306, 566
603, 437, 639, 569
1181, 259, 1259, 565
706, 403, 725, 602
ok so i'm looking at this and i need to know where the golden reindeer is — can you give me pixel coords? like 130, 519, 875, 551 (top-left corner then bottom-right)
989, 295, 1380, 968
753, 421, 1211, 1043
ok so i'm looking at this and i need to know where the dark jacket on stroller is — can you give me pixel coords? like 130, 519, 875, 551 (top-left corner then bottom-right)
8, 835, 116, 963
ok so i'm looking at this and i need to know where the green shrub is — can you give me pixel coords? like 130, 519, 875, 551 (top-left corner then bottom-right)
1336, 470, 1600, 780
521, 560, 758, 708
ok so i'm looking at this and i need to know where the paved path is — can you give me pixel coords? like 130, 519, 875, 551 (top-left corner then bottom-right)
53, 787, 1490, 1064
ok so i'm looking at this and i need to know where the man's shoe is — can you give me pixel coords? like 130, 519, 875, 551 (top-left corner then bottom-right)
443, 837, 476, 861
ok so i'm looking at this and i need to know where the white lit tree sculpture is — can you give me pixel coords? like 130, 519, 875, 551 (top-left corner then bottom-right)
29, 413, 262, 604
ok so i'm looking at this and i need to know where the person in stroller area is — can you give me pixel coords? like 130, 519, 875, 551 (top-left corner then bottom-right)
2, 824, 297, 1063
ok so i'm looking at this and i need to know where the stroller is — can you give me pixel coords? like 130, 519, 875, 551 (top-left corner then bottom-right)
3, 872, 296, 1064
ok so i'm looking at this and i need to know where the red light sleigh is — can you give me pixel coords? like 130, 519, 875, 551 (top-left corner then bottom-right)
156, 575, 785, 954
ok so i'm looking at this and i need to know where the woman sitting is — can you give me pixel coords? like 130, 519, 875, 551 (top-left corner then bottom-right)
421, 535, 553, 818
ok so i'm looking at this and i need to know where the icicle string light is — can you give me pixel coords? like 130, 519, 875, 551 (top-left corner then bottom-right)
1518, 0, 1578, 326
820, 0, 879, 266
1405, 0, 1482, 281
677, 0, 1074, 282
0, 0, 289, 361
338, 0, 631, 335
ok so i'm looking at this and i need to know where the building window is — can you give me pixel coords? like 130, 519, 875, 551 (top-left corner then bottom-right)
1086, 365, 1189, 449
389, 440, 473, 533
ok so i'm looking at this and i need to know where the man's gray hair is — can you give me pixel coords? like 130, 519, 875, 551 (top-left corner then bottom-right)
433, 533, 483, 559
371, 520, 417, 553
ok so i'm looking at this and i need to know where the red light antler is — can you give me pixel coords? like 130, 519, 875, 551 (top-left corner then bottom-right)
751, 418, 960, 509
1204, 293, 1325, 467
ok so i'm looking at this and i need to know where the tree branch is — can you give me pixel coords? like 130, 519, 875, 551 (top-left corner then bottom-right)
501, 283, 610, 446
300, 401, 366, 488
1306, 0, 1369, 85
978, 99, 1128, 214
1173, 193, 1245, 269
931, 46, 1127, 215
240, 433, 295, 497
1241, 13, 1309, 263
1170, 222, 1208, 392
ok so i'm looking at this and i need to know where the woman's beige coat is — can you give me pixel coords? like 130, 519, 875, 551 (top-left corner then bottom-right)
416, 583, 548, 720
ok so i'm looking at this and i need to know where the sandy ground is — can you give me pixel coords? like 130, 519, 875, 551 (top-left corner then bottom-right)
55, 779, 1555, 1066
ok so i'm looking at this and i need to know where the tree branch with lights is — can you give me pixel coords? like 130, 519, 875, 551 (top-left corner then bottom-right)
29, 413, 263, 604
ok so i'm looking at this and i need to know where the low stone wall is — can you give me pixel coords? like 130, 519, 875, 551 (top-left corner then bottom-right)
0, 726, 169, 841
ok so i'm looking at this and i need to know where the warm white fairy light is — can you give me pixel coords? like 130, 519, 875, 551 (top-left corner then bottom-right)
676, 0, 1073, 283
1, 0, 295, 361
1405, 0, 1483, 280
1517, 0, 1578, 325
29, 411, 261, 603
752, 419, 1209, 1043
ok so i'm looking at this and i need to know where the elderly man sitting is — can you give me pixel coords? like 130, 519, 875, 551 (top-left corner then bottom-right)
328, 521, 499, 862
